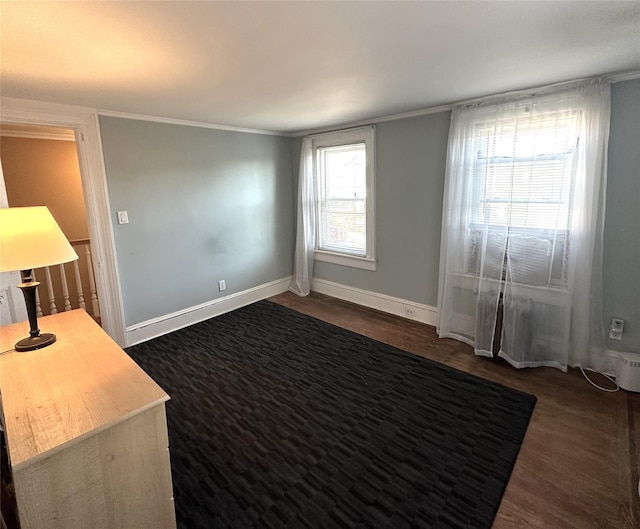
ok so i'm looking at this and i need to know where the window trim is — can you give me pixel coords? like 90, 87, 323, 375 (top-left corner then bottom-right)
310, 126, 376, 271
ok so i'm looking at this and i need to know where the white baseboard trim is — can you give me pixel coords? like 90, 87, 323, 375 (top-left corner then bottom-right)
125, 276, 292, 347
311, 278, 438, 327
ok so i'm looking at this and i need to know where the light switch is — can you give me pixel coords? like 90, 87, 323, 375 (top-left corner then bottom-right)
117, 211, 129, 225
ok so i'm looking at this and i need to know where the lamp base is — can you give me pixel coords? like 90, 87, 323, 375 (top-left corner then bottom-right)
15, 333, 56, 352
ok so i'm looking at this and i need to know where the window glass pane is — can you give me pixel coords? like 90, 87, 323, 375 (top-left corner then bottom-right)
470, 111, 578, 231
318, 143, 366, 255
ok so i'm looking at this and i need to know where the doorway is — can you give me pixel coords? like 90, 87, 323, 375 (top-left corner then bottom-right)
0, 98, 126, 346
1, 124, 102, 324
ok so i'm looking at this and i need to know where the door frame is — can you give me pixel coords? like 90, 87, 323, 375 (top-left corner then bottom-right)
1, 97, 126, 346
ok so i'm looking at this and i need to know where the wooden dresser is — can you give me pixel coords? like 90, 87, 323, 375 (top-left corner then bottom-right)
0, 310, 176, 529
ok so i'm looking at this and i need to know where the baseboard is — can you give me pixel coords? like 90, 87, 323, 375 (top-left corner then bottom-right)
125, 277, 292, 346
126, 276, 438, 346
311, 278, 438, 327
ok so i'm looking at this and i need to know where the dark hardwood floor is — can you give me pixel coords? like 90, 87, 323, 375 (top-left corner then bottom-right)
269, 291, 640, 529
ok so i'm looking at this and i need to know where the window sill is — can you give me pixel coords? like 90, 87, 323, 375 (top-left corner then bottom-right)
449, 272, 569, 305
314, 250, 377, 271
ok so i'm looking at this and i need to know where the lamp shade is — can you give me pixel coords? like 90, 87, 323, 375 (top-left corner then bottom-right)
0, 206, 78, 273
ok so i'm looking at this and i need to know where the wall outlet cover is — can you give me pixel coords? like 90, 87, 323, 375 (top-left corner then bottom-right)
609, 318, 624, 340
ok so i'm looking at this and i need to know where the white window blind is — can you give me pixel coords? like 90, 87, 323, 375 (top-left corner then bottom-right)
470, 110, 579, 231
465, 109, 580, 285
317, 143, 367, 255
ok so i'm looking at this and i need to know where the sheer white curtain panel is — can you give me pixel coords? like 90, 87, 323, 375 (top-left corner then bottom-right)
437, 81, 611, 372
289, 138, 316, 296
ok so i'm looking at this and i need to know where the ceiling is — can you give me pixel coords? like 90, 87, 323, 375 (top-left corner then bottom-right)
2, 1, 639, 134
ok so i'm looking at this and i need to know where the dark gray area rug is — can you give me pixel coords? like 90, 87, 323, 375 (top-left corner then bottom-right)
127, 300, 536, 529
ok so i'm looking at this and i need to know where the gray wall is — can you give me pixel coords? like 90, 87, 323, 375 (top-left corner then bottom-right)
99, 79, 638, 353
292, 111, 451, 306
99, 117, 294, 326
294, 79, 639, 353
604, 78, 640, 353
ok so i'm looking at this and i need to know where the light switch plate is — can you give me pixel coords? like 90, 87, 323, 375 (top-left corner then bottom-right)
117, 211, 129, 225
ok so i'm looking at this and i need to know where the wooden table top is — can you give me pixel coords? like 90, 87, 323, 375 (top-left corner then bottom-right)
0, 309, 169, 471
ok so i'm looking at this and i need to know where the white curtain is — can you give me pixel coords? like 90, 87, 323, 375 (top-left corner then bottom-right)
437, 81, 611, 372
289, 138, 316, 296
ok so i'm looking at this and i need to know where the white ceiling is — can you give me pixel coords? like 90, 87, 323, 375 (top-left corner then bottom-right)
2, 1, 639, 134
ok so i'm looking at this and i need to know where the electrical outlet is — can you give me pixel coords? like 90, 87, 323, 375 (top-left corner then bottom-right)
609, 318, 624, 340
218, 280, 226, 292
404, 306, 416, 317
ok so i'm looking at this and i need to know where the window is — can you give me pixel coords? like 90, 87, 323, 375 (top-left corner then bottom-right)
437, 82, 611, 371
470, 111, 578, 231
464, 108, 580, 286
311, 127, 375, 270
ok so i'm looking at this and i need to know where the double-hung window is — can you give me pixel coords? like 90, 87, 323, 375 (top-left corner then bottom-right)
464, 107, 579, 287
311, 126, 376, 270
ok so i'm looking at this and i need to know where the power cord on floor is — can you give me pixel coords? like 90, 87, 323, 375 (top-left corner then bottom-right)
579, 367, 619, 392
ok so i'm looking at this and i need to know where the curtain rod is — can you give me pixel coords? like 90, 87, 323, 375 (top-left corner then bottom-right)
304, 124, 375, 140
455, 71, 640, 109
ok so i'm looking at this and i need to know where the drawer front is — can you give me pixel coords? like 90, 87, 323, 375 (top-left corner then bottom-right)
14, 404, 176, 529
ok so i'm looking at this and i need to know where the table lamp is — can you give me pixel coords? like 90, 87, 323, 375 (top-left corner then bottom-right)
0, 206, 79, 351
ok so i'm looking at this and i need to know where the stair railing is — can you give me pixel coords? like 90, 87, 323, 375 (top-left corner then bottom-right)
34, 238, 101, 323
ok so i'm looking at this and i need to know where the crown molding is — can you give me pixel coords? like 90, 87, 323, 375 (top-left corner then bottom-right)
97, 109, 286, 137
607, 70, 640, 83
293, 104, 453, 137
